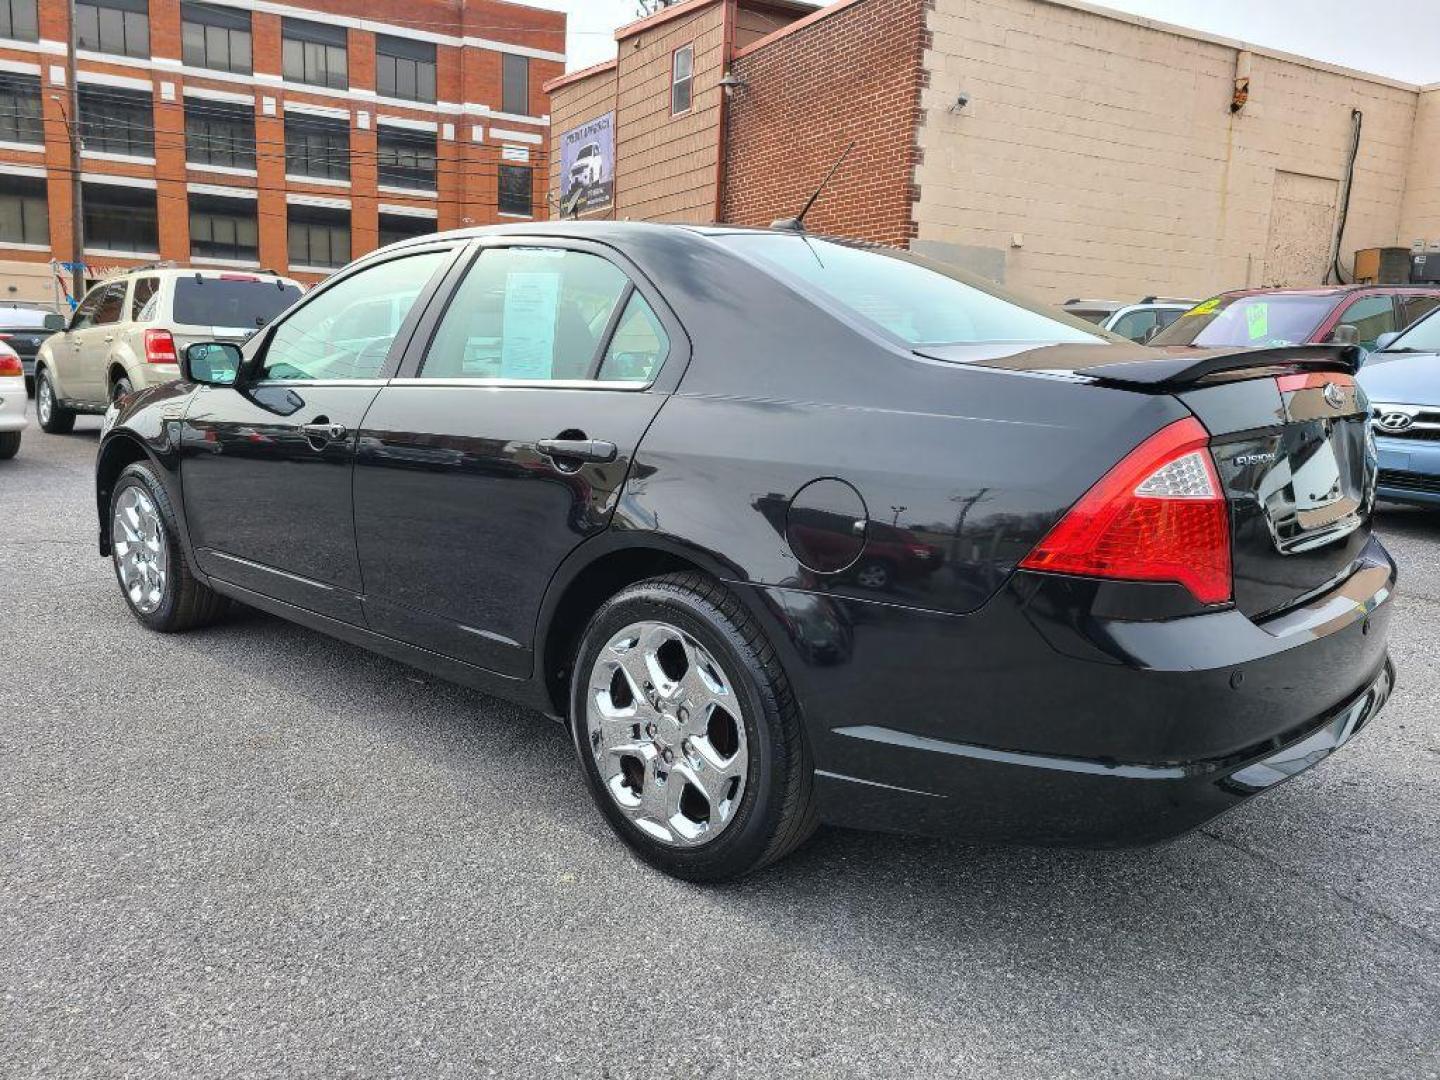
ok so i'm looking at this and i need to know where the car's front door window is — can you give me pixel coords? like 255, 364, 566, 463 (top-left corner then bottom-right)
70, 285, 108, 330
93, 283, 127, 327
419, 247, 631, 381
1335, 295, 1397, 351
260, 251, 449, 382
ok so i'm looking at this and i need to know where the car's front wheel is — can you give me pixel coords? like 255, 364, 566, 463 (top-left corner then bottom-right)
110, 462, 228, 632
35, 370, 75, 434
0, 431, 19, 459
570, 573, 818, 881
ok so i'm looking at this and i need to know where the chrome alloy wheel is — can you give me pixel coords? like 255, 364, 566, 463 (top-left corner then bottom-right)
37, 376, 52, 425
587, 621, 749, 847
112, 486, 168, 614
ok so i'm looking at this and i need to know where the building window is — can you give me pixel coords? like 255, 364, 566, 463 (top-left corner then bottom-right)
282, 18, 347, 90
284, 113, 349, 181
498, 163, 531, 216
1, 0, 39, 43
0, 72, 43, 144
75, 0, 149, 59
377, 126, 437, 192
377, 35, 435, 103
288, 204, 349, 268
671, 44, 693, 115
181, 1, 251, 74
190, 194, 258, 262
185, 99, 255, 170
379, 213, 435, 247
78, 84, 154, 158
0, 174, 47, 245
83, 182, 158, 253
502, 53, 528, 116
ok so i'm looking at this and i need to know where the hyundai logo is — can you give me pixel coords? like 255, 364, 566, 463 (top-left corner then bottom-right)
1323, 382, 1346, 409
1377, 411, 1415, 433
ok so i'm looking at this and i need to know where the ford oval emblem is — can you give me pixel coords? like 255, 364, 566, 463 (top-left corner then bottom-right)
1323, 383, 1345, 409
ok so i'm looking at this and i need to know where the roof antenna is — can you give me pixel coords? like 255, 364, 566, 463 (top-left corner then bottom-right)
771, 141, 856, 232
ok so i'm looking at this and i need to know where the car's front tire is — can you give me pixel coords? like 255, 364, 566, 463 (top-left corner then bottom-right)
0, 431, 19, 459
35, 370, 75, 434
110, 462, 228, 633
570, 573, 818, 881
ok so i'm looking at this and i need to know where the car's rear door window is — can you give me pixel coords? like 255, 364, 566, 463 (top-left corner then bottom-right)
260, 252, 448, 381
1399, 294, 1440, 329
174, 276, 303, 331
598, 292, 669, 383
721, 233, 1102, 346
420, 247, 631, 381
94, 282, 127, 325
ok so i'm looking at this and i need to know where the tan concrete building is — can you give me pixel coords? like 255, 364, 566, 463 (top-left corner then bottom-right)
546, 0, 1440, 303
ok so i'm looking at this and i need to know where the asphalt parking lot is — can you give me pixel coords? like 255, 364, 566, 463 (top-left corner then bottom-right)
2, 405, 1438, 1080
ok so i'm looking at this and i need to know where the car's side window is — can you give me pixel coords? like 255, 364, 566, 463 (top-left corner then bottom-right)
598, 292, 669, 383
1109, 309, 1156, 342
93, 282, 128, 326
259, 251, 449, 382
1400, 294, 1440, 328
420, 247, 630, 381
70, 286, 108, 330
130, 277, 160, 321
1336, 295, 1396, 351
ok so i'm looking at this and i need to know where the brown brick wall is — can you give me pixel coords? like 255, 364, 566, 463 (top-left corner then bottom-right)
0, 0, 564, 291
723, 0, 929, 247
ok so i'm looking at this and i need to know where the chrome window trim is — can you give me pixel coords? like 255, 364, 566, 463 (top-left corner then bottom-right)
247, 378, 390, 388
387, 377, 649, 391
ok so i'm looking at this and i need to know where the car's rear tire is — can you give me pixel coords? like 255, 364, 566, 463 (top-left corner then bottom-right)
110, 462, 229, 633
570, 572, 818, 881
111, 376, 133, 403
0, 431, 19, 459
35, 370, 75, 434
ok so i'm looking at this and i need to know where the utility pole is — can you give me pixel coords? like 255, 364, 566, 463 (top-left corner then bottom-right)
64, 0, 84, 301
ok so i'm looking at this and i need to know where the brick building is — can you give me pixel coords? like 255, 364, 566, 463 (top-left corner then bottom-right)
545, 0, 1440, 303
0, 0, 565, 303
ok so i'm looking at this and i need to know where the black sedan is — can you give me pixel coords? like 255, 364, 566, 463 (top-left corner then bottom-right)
95, 224, 1395, 881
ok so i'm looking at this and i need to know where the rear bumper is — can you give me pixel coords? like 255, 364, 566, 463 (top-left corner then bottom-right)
1376, 435, 1440, 507
752, 534, 1397, 847
0, 377, 28, 431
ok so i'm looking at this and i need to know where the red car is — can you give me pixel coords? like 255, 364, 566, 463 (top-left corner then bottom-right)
1150, 285, 1440, 352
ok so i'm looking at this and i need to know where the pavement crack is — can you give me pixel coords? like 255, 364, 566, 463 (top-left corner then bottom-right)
1199, 826, 1440, 955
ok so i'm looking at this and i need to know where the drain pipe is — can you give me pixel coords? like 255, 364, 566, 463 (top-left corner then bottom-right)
1327, 108, 1364, 285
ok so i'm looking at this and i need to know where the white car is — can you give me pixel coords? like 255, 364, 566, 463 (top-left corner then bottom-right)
569, 142, 604, 189
0, 339, 27, 459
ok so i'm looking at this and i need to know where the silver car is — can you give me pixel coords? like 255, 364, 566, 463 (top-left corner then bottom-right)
34, 268, 302, 434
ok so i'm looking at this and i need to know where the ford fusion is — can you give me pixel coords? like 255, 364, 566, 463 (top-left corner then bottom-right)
95, 225, 1395, 881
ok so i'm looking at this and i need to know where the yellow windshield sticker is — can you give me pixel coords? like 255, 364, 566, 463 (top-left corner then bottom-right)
1186, 298, 1220, 317
1246, 303, 1269, 341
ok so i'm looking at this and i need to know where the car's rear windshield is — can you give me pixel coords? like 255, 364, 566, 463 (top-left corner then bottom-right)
0, 308, 54, 329
172, 277, 303, 329
1149, 294, 1338, 348
719, 234, 1104, 347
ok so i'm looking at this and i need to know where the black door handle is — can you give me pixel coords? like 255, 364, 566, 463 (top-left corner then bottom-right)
537, 438, 617, 464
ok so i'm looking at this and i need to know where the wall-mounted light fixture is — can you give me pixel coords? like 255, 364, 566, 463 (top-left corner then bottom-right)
719, 72, 746, 97
950, 91, 971, 114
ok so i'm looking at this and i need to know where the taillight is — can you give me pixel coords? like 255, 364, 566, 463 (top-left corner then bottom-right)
144, 328, 178, 365
0, 347, 21, 377
1020, 416, 1231, 605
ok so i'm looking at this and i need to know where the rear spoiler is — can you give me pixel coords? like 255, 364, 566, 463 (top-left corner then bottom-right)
1083, 344, 1362, 389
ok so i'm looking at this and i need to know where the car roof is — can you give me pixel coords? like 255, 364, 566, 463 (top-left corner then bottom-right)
97, 266, 302, 285
1215, 284, 1439, 298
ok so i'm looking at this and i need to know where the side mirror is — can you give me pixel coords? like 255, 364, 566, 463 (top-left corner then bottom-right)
1374, 331, 1400, 352
184, 342, 243, 387
43, 313, 66, 332
1329, 324, 1360, 347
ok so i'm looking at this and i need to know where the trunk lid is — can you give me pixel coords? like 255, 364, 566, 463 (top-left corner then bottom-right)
1183, 371, 1376, 618
916, 341, 1376, 618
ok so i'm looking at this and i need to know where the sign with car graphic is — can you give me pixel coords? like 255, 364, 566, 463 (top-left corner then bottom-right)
559, 112, 615, 216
